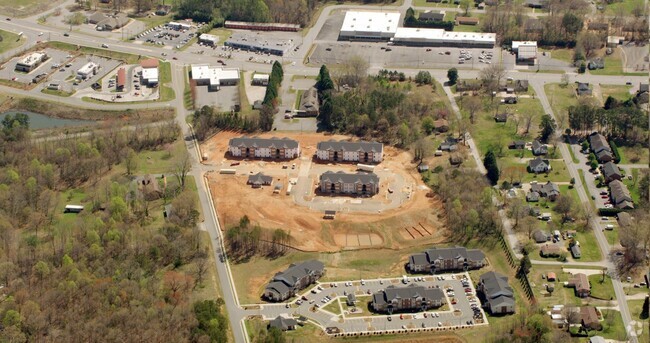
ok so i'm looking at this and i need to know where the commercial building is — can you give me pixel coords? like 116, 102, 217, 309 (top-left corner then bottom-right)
191, 64, 240, 91
263, 260, 325, 302
252, 73, 269, 86
116, 67, 126, 91
15, 52, 48, 72
319, 171, 379, 196
95, 13, 129, 31
512, 41, 537, 64
407, 246, 486, 274
391, 28, 496, 48
168, 21, 193, 30
198, 33, 220, 46
371, 285, 445, 314
338, 11, 401, 41
77, 62, 99, 80
225, 32, 294, 56
228, 137, 300, 159
140, 58, 160, 86
224, 21, 301, 32
478, 271, 515, 314
316, 140, 383, 163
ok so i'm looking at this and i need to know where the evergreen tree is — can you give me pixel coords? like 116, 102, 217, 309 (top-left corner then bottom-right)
483, 150, 500, 185
447, 68, 458, 85
539, 114, 557, 142
641, 296, 649, 319
316, 65, 334, 92
519, 254, 532, 275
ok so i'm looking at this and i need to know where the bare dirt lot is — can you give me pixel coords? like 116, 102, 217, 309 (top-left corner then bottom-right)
203, 131, 447, 252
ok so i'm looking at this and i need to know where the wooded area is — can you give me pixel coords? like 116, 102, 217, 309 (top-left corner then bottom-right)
0, 116, 227, 342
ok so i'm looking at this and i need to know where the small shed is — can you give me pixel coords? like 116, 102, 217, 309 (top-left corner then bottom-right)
273, 182, 284, 194
547, 272, 557, 281
417, 164, 429, 172
64, 205, 84, 213
324, 210, 336, 219
571, 245, 582, 259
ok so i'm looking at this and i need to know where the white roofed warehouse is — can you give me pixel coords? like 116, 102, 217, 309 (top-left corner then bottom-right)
191, 64, 240, 91
338, 11, 401, 41
391, 28, 496, 48
512, 41, 537, 64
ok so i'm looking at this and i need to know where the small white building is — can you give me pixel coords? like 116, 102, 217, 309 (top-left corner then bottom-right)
198, 33, 219, 46
512, 41, 537, 64
142, 68, 159, 86
15, 52, 48, 72
252, 73, 270, 86
191, 64, 240, 91
168, 21, 192, 30
77, 62, 99, 80
338, 11, 401, 41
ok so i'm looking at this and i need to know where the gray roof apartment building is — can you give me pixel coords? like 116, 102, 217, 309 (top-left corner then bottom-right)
228, 137, 300, 160
407, 246, 486, 274
263, 260, 325, 302
609, 180, 634, 209
478, 271, 515, 315
319, 171, 380, 196
601, 162, 622, 183
588, 133, 613, 163
316, 140, 383, 163
371, 284, 445, 314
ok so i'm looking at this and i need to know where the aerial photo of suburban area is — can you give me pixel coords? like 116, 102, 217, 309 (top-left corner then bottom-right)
0, 0, 648, 341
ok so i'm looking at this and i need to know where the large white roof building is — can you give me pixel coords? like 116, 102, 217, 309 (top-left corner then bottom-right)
391, 28, 496, 48
339, 11, 401, 40
191, 64, 240, 90
512, 41, 537, 61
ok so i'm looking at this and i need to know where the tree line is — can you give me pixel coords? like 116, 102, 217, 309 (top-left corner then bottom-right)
225, 215, 292, 262
568, 100, 647, 145
0, 118, 222, 342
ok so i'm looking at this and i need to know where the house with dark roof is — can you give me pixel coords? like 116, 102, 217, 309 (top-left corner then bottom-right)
514, 80, 529, 92
609, 180, 634, 209
419, 10, 445, 21
571, 244, 582, 259
346, 293, 357, 306
316, 140, 383, 163
567, 273, 590, 297
588, 133, 614, 163
580, 307, 602, 331
530, 181, 560, 201
494, 113, 509, 122
263, 260, 325, 302
528, 157, 551, 173
434, 119, 449, 132
371, 284, 445, 314
526, 191, 540, 202
248, 173, 273, 188
531, 140, 548, 156
540, 244, 561, 257
298, 87, 319, 117
407, 246, 486, 273
319, 171, 380, 196
229, 137, 300, 159
525, 0, 547, 8
478, 271, 515, 314
510, 140, 526, 150
577, 83, 592, 96
601, 162, 622, 183
95, 13, 130, 31
268, 316, 298, 331
87, 11, 108, 24
532, 230, 549, 243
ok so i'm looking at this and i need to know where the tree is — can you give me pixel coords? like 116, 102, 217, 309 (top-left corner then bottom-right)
581, 140, 590, 152
124, 148, 137, 176
519, 254, 532, 275
174, 151, 192, 190
459, 0, 472, 16
479, 64, 505, 100
561, 13, 583, 39
447, 68, 458, 85
589, 159, 598, 171
483, 150, 499, 185
578, 31, 602, 58
554, 195, 574, 222
414, 71, 433, 85
539, 114, 557, 142
64, 12, 85, 26
316, 65, 334, 92
462, 96, 482, 124
641, 296, 649, 319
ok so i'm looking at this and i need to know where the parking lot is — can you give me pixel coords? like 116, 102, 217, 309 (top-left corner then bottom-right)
194, 83, 240, 111
45, 56, 121, 93
134, 22, 200, 50
0, 48, 73, 85
257, 272, 487, 335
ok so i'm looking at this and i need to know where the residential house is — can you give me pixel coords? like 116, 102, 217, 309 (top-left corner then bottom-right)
248, 173, 273, 188
478, 271, 516, 315
567, 273, 590, 297
263, 260, 325, 302
531, 140, 548, 156
319, 171, 380, 196
229, 137, 301, 159
138, 174, 162, 200
528, 206, 541, 217
609, 180, 634, 209
268, 316, 298, 331
577, 83, 592, 96
419, 10, 445, 21
540, 244, 561, 257
510, 140, 526, 150
494, 113, 509, 122
503, 96, 518, 104
532, 230, 549, 243
316, 140, 383, 163
525, 0, 547, 8
298, 87, 319, 117
95, 13, 129, 31
528, 157, 551, 173
514, 80, 529, 92
439, 136, 459, 151
530, 181, 560, 201
371, 284, 445, 314
433, 119, 449, 132
580, 306, 602, 331
601, 162, 622, 183
588, 58, 605, 70
526, 191, 540, 202
617, 212, 632, 227
571, 244, 582, 259
87, 12, 108, 24
588, 133, 613, 163
449, 154, 463, 166
407, 246, 486, 274
636, 83, 649, 104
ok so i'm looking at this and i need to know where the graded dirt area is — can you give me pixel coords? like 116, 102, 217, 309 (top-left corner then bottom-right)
202, 131, 447, 252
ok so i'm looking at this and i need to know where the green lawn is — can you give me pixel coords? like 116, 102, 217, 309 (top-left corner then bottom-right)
618, 146, 649, 165
499, 158, 572, 183
183, 66, 193, 110
0, 0, 55, 17
206, 28, 233, 45
599, 84, 633, 102
588, 273, 615, 300
623, 177, 641, 204
158, 61, 175, 102
412, 0, 455, 7
136, 14, 173, 30
545, 83, 579, 119
628, 299, 650, 343
294, 89, 303, 110
603, 0, 646, 15
599, 309, 628, 341
48, 41, 143, 64
604, 228, 619, 245
571, 232, 602, 262
0, 29, 25, 53
121, 139, 188, 175
529, 266, 583, 308
539, 48, 574, 64
589, 48, 624, 76
322, 298, 343, 316
41, 88, 74, 97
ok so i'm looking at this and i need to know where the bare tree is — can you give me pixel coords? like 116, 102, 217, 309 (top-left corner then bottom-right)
173, 151, 192, 190
462, 96, 482, 124
479, 64, 505, 101
523, 112, 537, 134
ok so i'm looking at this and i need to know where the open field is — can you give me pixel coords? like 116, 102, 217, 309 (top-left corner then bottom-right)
599, 310, 627, 340
204, 131, 445, 253
599, 84, 632, 102
545, 83, 578, 119
0, 29, 25, 53
603, 0, 646, 15
571, 231, 602, 262
0, 0, 63, 17
588, 274, 615, 300
618, 145, 649, 165
529, 266, 583, 308
47, 41, 144, 64
499, 158, 571, 183
539, 48, 574, 64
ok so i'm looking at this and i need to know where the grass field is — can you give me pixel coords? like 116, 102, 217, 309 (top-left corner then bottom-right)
618, 145, 649, 165
41, 88, 74, 97
294, 89, 303, 110
603, 0, 646, 15
571, 231, 602, 262
628, 299, 650, 342
0, 0, 57, 17
545, 83, 579, 119
48, 41, 143, 64
529, 266, 584, 308
539, 48, 574, 64
207, 28, 233, 45
0, 29, 25, 53
158, 61, 175, 101
604, 228, 619, 245
589, 49, 624, 76
588, 273, 615, 300
136, 14, 173, 30
499, 158, 571, 183
599, 309, 627, 340
183, 66, 193, 110
599, 84, 633, 102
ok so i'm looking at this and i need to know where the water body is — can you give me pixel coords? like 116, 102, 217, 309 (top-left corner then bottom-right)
0, 111, 94, 130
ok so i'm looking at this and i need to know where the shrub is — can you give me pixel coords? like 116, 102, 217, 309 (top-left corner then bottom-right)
609, 140, 621, 163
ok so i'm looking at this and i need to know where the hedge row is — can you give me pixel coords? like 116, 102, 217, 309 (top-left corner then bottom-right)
598, 208, 623, 216
609, 140, 621, 163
